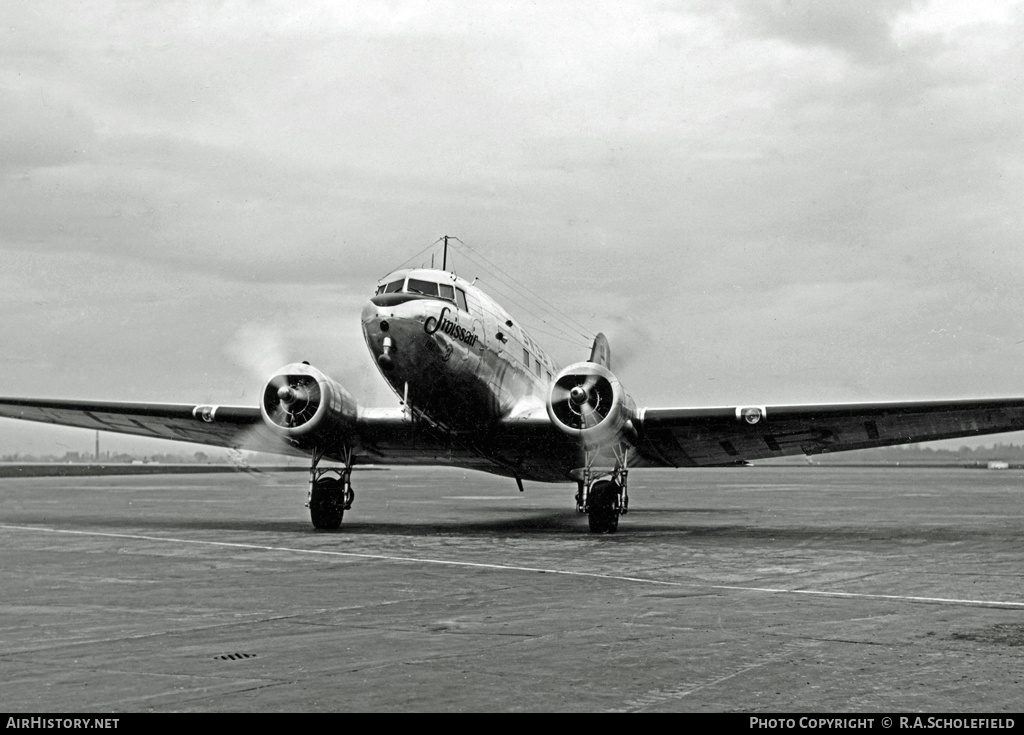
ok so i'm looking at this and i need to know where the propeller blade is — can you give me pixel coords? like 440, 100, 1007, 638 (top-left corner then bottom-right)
267, 374, 289, 393
269, 405, 288, 425
550, 384, 571, 404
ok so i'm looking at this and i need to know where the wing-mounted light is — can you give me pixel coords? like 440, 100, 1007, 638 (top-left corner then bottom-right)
547, 362, 636, 447
260, 362, 359, 444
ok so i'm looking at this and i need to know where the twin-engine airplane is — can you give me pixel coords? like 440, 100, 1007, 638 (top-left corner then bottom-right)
3, 262, 1024, 533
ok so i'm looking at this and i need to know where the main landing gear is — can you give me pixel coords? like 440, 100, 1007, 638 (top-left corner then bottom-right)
577, 468, 629, 534
307, 448, 355, 531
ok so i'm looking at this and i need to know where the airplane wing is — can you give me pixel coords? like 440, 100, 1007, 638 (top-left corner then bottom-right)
5, 394, 1024, 476
631, 398, 1024, 467
0, 397, 294, 454
0, 397, 578, 478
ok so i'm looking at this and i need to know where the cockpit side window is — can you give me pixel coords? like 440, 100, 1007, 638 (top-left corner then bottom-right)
384, 279, 404, 294
406, 278, 439, 297
438, 283, 455, 302
455, 288, 468, 312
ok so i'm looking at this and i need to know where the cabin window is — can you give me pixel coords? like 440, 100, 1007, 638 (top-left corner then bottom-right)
535, 362, 542, 378
406, 278, 439, 297
384, 279, 404, 293
455, 288, 468, 312
523, 349, 530, 368
439, 283, 455, 302
546, 371, 552, 382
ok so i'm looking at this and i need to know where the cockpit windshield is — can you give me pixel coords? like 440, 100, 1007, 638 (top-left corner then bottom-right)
374, 275, 469, 312
406, 278, 439, 297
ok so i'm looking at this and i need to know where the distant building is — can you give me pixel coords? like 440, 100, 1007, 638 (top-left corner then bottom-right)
987, 460, 1010, 470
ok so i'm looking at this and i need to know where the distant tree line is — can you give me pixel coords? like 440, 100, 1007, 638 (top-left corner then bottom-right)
811, 442, 1024, 464
6, 443, 1024, 466
0, 450, 303, 465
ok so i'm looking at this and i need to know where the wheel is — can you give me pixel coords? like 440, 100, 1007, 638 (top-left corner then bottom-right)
587, 480, 620, 534
309, 477, 345, 530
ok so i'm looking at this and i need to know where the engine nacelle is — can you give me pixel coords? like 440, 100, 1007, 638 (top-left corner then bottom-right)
260, 362, 359, 445
547, 362, 637, 448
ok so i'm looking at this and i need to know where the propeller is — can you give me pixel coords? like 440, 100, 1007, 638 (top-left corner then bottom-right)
550, 372, 614, 431
547, 361, 635, 446
262, 373, 322, 429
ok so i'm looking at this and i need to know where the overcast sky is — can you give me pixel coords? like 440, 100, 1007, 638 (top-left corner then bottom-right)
2, 1, 1023, 455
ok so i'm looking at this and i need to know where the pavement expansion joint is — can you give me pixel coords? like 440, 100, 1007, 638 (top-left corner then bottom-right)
793, 637, 894, 646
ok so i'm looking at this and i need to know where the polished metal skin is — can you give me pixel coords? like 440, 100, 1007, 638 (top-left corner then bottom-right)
361, 268, 557, 429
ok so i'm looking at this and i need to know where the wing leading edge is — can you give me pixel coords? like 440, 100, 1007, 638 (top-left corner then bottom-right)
632, 398, 1024, 467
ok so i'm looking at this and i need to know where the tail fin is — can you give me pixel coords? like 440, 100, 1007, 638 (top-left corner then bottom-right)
588, 333, 611, 370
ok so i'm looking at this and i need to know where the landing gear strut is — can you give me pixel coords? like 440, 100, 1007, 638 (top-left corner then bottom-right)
577, 466, 629, 534
307, 447, 355, 531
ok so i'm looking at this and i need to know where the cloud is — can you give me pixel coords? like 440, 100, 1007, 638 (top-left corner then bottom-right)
730, 0, 920, 62
0, 0, 1021, 434
0, 88, 97, 170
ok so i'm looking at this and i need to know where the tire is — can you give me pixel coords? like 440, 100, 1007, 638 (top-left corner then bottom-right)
587, 480, 620, 534
309, 477, 344, 530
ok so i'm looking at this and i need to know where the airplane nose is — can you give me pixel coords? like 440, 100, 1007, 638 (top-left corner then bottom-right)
361, 299, 381, 324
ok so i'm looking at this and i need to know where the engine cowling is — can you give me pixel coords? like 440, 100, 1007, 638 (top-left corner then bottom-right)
547, 362, 637, 447
260, 362, 359, 445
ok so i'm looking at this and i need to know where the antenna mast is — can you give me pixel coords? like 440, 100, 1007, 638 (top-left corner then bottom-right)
442, 235, 449, 271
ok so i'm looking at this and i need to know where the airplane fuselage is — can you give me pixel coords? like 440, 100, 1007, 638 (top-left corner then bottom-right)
361, 268, 559, 430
